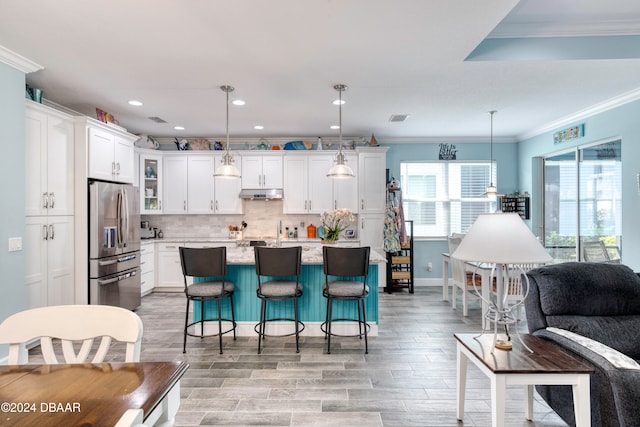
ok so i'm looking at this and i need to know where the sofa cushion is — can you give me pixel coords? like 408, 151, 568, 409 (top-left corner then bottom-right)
529, 262, 640, 316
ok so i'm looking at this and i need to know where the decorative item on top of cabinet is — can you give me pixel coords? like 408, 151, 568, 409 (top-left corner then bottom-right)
499, 194, 530, 220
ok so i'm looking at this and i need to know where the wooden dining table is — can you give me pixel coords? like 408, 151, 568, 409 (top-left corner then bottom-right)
0, 360, 189, 426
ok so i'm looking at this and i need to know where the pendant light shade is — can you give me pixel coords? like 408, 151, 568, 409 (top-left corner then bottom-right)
213, 85, 241, 179
327, 84, 355, 179
482, 110, 503, 199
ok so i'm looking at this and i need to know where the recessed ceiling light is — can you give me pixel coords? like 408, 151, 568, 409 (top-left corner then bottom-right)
254, 125, 264, 130
128, 100, 143, 106
332, 99, 345, 105
232, 99, 246, 106
330, 125, 340, 130
174, 126, 185, 130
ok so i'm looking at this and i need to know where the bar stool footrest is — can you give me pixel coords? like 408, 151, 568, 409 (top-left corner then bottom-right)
186, 318, 237, 338
320, 319, 370, 338
254, 318, 306, 337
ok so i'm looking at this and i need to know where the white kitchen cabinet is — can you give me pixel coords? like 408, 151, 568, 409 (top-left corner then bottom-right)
188, 155, 215, 214
86, 125, 136, 184
241, 154, 283, 189
25, 102, 74, 217
156, 242, 184, 290
140, 152, 163, 214
332, 152, 359, 212
283, 154, 333, 214
25, 216, 75, 308
213, 154, 243, 214
357, 148, 388, 213
163, 154, 243, 214
359, 213, 385, 254
140, 241, 155, 296
163, 156, 188, 214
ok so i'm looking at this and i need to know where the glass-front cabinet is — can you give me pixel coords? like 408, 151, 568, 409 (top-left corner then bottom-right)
140, 152, 163, 214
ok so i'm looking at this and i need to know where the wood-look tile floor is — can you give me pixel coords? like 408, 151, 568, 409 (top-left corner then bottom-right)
132, 287, 568, 426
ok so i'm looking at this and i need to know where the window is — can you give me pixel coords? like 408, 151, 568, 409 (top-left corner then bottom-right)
543, 140, 622, 262
400, 162, 495, 237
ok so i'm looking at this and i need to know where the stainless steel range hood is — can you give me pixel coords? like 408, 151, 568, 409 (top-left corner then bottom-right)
239, 189, 284, 200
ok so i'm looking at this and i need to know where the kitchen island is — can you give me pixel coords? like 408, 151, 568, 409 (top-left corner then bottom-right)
194, 246, 386, 336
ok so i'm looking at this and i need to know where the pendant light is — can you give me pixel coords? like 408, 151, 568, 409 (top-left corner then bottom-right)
482, 110, 503, 199
213, 85, 241, 178
327, 84, 355, 179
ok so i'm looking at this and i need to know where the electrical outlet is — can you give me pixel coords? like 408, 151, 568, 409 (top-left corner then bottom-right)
8, 237, 22, 252
427, 262, 433, 272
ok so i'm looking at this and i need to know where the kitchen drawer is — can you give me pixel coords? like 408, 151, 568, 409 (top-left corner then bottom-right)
141, 250, 155, 272
141, 270, 155, 295
157, 242, 183, 252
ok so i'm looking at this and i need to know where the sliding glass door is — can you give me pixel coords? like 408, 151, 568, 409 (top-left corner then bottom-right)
543, 140, 622, 262
543, 151, 577, 261
578, 141, 622, 261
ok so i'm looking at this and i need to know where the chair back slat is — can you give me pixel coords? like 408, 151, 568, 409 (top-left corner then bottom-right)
0, 305, 143, 364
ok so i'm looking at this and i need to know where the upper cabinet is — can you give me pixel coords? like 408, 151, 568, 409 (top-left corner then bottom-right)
283, 153, 333, 214
213, 154, 243, 214
241, 153, 283, 189
161, 153, 243, 215
332, 152, 359, 212
140, 151, 163, 214
81, 120, 136, 184
358, 148, 388, 213
162, 155, 188, 214
25, 102, 74, 217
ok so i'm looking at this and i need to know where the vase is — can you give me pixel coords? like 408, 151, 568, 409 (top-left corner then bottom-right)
321, 239, 337, 245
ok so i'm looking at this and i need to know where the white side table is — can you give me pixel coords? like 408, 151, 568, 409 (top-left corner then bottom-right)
455, 333, 593, 427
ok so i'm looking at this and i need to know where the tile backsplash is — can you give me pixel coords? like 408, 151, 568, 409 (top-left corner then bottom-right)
141, 200, 356, 239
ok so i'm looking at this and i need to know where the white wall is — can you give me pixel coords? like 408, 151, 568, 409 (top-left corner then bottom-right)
0, 62, 27, 357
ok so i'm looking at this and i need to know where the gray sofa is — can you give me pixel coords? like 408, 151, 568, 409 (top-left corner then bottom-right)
523, 262, 640, 427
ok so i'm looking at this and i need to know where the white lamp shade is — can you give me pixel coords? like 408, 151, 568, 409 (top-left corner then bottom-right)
213, 153, 240, 178
452, 212, 552, 264
327, 162, 355, 178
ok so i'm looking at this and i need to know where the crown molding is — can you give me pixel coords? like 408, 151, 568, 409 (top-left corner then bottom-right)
490, 20, 640, 38
518, 87, 640, 141
0, 45, 43, 73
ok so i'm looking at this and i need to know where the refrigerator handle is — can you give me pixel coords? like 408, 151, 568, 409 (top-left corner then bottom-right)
116, 189, 123, 248
122, 187, 129, 247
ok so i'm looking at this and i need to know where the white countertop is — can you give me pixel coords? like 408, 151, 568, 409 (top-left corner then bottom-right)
224, 245, 386, 265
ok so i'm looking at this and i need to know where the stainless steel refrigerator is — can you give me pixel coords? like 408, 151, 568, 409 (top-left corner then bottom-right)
88, 180, 141, 310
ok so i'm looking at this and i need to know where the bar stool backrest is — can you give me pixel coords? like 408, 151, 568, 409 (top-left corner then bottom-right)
254, 246, 302, 278
323, 246, 370, 278
179, 246, 227, 282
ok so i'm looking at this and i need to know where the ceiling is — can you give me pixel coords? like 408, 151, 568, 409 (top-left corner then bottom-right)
2, 0, 640, 143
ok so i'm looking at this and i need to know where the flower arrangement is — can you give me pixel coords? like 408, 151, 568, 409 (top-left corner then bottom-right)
320, 208, 354, 242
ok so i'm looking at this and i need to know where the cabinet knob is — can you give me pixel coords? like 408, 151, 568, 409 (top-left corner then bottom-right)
43, 224, 48, 240
43, 192, 48, 209
49, 192, 55, 209
49, 224, 54, 240
183, 200, 186, 211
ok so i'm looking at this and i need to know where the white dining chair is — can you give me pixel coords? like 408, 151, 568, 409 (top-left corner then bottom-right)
449, 235, 479, 316
0, 304, 143, 364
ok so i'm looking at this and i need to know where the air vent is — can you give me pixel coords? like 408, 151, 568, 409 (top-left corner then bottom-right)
148, 116, 168, 123
389, 114, 409, 122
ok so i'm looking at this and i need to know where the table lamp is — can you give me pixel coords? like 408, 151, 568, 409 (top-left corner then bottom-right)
451, 212, 552, 352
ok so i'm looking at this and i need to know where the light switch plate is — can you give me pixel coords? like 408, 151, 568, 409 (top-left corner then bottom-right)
8, 237, 22, 252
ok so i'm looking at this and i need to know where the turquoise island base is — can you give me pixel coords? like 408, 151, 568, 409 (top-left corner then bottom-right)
193, 246, 386, 337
